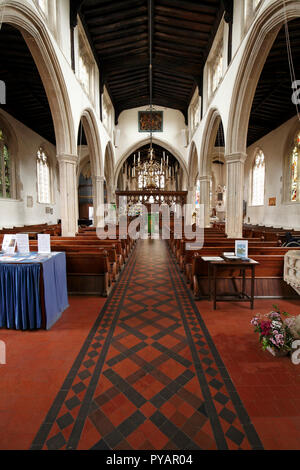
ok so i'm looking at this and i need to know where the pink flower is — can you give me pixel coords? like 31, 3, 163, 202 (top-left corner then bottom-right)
261, 321, 272, 336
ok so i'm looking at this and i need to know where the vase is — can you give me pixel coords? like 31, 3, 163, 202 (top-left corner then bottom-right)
266, 346, 289, 357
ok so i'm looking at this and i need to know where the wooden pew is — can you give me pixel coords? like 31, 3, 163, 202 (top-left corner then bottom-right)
191, 248, 300, 300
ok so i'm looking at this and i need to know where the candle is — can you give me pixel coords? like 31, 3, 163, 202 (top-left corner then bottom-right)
163, 152, 165, 162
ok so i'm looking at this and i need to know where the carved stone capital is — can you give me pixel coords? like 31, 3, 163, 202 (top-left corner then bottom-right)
57, 154, 78, 165
93, 175, 105, 184
224, 152, 247, 164
198, 176, 211, 183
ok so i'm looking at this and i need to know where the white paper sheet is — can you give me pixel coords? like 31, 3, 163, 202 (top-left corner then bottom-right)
201, 256, 224, 261
38, 234, 51, 253
16, 234, 30, 254
2, 235, 17, 254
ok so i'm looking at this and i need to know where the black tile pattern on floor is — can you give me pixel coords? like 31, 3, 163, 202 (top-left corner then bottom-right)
30, 239, 263, 451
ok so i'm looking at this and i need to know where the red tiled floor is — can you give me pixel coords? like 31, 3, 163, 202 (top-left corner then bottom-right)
0, 296, 106, 450
196, 298, 300, 450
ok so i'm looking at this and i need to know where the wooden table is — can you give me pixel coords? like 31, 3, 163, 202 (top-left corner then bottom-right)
204, 258, 259, 310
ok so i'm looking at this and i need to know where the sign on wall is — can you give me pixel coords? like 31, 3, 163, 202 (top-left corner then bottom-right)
269, 197, 276, 206
138, 111, 163, 132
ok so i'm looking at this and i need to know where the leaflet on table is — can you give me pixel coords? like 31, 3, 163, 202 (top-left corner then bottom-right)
1, 235, 17, 254
38, 234, 51, 253
235, 240, 248, 259
201, 256, 224, 261
16, 234, 30, 254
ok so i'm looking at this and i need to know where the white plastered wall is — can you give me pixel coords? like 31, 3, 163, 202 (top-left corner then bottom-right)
0, 109, 60, 229
114, 106, 188, 176
244, 116, 300, 230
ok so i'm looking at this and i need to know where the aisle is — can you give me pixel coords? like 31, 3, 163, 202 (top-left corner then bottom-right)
31, 240, 263, 450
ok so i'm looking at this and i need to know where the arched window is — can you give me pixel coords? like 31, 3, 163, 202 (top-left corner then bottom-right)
37, 147, 50, 204
290, 131, 300, 202
252, 149, 265, 206
0, 129, 11, 198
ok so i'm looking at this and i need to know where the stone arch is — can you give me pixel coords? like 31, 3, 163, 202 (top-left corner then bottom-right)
0, 1, 76, 156
114, 136, 188, 187
226, 0, 300, 156
199, 107, 224, 177
80, 108, 103, 178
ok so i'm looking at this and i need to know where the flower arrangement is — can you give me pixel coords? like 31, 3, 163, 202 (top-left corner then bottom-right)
251, 306, 294, 354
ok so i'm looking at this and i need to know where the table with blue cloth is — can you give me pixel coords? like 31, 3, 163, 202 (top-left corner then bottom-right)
0, 252, 69, 330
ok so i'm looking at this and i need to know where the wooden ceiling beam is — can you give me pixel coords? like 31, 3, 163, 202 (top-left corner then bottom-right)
155, 14, 213, 33
92, 24, 147, 43
82, 0, 144, 17
155, 22, 210, 41
87, 6, 147, 27
154, 46, 202, 64
158, 0, 219, 15
94, 33, 147, 50
97, 40, 148, 57
88, 15, 148, 35
154, 39, 203, 57
155, 31, 207, 48
155, 5, 216, 24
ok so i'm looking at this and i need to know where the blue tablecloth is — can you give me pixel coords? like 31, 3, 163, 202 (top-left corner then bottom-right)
0, 252, 69, 330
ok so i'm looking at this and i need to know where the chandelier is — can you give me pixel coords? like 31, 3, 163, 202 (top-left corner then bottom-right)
130, 0, 175, 191
132, 148, 173, 190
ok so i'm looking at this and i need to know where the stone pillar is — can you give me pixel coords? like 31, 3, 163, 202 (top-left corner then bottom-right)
57, 154, 78, 237
225, 152, 247, 238
107, 184, 116, 204
185, 186, 195, 225
199, 176, 211, 227
93, 175, 105, 228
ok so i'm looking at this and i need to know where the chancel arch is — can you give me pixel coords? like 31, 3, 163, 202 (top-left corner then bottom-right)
114, 137, 188, 190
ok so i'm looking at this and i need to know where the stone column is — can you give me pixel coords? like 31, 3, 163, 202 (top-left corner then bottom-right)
107, 184, 116, 204
185, 186, 195, 225
93, 176, 105, 228
199, 176, 211, 228
225, 152, 247, 238
57, 154, 78, 237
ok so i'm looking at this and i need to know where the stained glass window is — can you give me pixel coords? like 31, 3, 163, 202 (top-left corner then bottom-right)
37, 148, 50, 204
195, 180, 200, 208
290, 132, 300, 202
0, 129, 11, 198
252, 149, 265, 206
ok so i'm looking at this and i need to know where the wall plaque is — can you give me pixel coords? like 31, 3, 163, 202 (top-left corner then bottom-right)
138, 111, 163, 132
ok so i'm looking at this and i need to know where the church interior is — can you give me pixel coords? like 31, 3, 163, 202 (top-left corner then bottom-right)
1, 0, 300, 452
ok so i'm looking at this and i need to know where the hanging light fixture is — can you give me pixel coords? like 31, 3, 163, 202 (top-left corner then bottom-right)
131, 0, 171, 191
